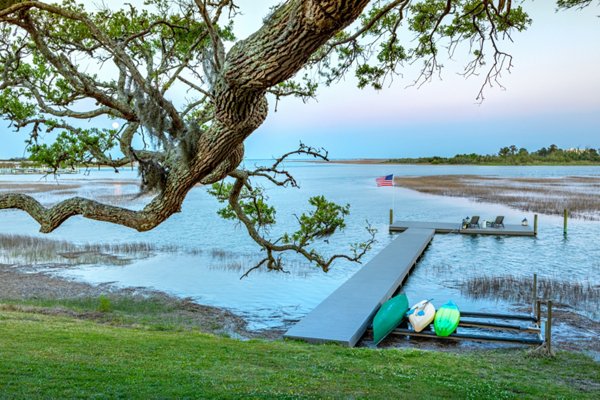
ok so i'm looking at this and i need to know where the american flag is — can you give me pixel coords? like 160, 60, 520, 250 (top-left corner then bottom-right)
375, 174, 394, 187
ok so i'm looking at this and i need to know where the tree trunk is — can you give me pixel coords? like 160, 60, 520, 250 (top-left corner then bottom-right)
0, 0, 371, 232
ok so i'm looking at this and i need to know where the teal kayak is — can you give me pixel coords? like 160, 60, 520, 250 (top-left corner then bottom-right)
434, 301, 460, 337
373, 293, 409, 345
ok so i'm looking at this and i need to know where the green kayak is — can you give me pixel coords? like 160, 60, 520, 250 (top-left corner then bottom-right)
372, 293, 409, 345
434, 301, 460, 337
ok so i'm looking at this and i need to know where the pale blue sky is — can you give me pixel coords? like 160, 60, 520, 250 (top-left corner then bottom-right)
1, 1, 599, 159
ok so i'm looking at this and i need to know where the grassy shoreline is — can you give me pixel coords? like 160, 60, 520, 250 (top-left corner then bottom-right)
0, 264, 272, 340
1, 258, 598, 397
1, 305, 598, 399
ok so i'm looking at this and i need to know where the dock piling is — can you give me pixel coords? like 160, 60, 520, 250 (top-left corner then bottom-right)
533, 214, 538, 236
389, 209, 393, 225
563, 209, 568, 236
532, 273, 537, 318
546, 300, 553, 355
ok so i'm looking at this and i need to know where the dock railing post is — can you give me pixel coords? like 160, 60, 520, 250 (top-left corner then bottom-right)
533, 214, 538, 236
563, 209, 568, 236
389, 209, 393, 225
532, 273, 537, 318
536, 299, 541, 328
545, 300, 553, 355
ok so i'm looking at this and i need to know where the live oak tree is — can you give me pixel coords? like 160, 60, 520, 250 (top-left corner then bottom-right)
0, 0, 596, 273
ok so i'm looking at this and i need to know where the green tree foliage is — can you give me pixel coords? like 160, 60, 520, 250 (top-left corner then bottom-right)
208, 182, 277, 228
207, 145, 376, 274
557, 0, 597, 9
388, 145, 600, 165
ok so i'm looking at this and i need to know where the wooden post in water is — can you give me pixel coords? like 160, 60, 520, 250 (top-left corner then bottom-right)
536, 299, 541, 328
389, 209, 393, 225
563, 209, 568, 236
533, 214, 538, 236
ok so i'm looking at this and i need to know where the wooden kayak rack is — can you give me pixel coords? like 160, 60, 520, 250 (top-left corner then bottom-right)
370, 274, 555, 353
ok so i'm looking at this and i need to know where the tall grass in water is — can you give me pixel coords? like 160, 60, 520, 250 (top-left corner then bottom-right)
394, 175, 600, 220
0, 234, 186, 266
204, 248, 313, 276
0, 233, 314, 275
459, 275, 599, 310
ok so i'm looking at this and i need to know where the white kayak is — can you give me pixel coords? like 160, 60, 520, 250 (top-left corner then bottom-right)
407, 300, 436, 333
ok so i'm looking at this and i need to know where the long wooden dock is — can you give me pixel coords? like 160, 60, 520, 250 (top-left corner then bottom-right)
284, 228, 434, 347
390, 221, 535, 236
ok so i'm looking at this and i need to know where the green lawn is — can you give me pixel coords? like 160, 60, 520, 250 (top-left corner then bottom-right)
0, 307, 598, 399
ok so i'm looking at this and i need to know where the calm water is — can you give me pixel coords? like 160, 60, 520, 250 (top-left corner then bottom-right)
1, 163, 599, 331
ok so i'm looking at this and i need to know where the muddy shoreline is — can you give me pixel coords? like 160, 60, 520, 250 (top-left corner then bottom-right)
0, 264, 283, 340
2, 263, 598, 359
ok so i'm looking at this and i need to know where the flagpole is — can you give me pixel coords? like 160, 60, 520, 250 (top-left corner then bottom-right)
392, 174, 396, 223
376, 174, 395, 225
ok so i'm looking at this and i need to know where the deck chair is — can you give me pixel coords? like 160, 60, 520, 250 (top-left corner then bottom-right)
491, 216, 504, 228
468, 216, 480, 228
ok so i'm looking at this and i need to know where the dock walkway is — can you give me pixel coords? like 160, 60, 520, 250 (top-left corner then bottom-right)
284, 228, 434, 347
389, 221, 534, 236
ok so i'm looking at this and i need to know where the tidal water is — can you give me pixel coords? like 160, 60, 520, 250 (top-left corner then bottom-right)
1, 162, 599, 332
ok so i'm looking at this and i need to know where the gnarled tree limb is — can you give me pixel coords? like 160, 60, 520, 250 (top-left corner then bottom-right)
0, 0, 372, 233
207, 144, 376, 277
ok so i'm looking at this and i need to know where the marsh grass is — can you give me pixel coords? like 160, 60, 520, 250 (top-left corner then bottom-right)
0, 234, 194, 266
458, 275, 600, 309
395, 175, 600, 220
0, 233, 315, 276
210, 248, 228, 259
205, 251, 313, 277
0, 234, 155, 265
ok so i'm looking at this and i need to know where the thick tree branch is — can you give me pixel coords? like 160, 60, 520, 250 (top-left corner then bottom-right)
0, 193, 147, 233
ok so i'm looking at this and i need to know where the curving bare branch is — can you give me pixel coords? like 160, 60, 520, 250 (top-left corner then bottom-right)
206, 144, 376, 277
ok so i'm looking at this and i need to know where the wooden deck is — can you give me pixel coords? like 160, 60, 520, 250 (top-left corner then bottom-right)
389, 221, 535, 236
285, 218, 535, 347
284, 228, 434, 347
